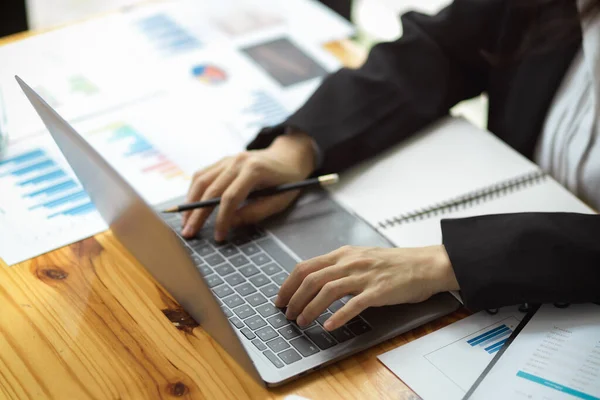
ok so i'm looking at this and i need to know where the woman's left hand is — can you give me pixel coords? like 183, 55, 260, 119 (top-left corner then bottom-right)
274, 245, 460, 331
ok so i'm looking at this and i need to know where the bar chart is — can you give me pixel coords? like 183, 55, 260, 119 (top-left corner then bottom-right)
135, 13, 202, 56
467, 323, 513, 354
425, 316, 521, 393
0, 148, 96, 220
82, 123, 189, 205
0, 139, 106, 265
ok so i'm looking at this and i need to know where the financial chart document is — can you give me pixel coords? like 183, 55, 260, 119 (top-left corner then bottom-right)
469, 304, 600, 400
378, 308, 524, 400
0, 135, 107, 265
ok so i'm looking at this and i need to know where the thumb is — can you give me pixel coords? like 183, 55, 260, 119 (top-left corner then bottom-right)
232, 191, 299, 227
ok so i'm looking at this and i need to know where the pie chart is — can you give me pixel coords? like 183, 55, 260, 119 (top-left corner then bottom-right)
191, 64, 228, 85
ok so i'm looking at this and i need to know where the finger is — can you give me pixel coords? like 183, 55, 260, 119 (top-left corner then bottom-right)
182, 166, 237, 237
323, 292, 373, 331
231, 190, 299, 228
285, 264, 347, 320
214, 167, 259, 242
182, 166, 222, 226
274, 251, 338, 308
295, 277, 359, 327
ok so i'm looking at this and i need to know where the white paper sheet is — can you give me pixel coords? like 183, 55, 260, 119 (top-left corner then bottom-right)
0, 135, 107, 266
468, 304, 600, 400
378, 308, 524, 400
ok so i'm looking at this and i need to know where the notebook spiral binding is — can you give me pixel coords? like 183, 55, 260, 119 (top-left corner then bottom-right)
378, 170, 548, 229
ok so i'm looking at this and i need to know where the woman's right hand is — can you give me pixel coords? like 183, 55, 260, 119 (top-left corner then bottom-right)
181, 130, 317, 241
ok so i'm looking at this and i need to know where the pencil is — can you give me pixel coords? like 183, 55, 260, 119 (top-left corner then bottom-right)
161, 173, 340, 213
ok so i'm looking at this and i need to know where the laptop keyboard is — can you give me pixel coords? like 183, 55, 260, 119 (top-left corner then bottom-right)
161, 212, 372, 369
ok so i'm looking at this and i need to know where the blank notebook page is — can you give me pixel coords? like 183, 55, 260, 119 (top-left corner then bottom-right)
328, 117, 540, 227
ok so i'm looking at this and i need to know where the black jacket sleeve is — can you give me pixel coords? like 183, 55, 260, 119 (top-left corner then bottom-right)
248, 0, 505, 173
442, 213, 600, 310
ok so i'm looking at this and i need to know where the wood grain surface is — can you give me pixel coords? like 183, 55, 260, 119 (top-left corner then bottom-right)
0, 26, 470, 399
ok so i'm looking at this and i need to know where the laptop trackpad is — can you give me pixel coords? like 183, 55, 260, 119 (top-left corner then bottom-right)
261, 189, 393, 270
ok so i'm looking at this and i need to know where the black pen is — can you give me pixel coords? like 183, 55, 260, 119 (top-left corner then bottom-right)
162, 173, 339, 213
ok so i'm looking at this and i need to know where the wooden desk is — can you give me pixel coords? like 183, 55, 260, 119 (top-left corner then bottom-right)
0, 28, 469, 400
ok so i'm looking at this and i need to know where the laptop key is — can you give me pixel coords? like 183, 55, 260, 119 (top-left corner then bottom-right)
348, 319, 372, 336
249, 273, 269, 287
225, 273, 245, 286
260, 284, 279, 298
328, 300, 345, 313
266, 338, 290, 353
252, 338, 267, 351
233, 304, 256, 319
218, 244, 239, 257
230, 317, 244, 329
246, 293, 267, 307
221, 306, 233, 318
256, 326, 278, 342
191, 255, 203, 265
215, 263, 235, 276
340, 295, 353, 303
235, 283, 257, 297
290, 336, 320, 357
263, 350, 284, 368
239, 265, 260, 277
261, 263, 282, 276
240, 243, 261, 256
305, 326, 337, 350
317, 312, 332, 326
241, 328, 256, 340
256, 303, 279, 318
278, 325, 301, 340
271, 272, 289, 286
244, 315, 267, 330
267, 313, 290, 329
205, 275, 224, 288
330, 326, 355, 343
257, 238, 298, 271
194, 243, 215, 257
250, 253, 271, 266
229, 254, 250, 268
223, 294, 245, 309
205, 253, 225, 266
198, 264, 213, 277
278, 349, 302, 365
213, 285, 234, 298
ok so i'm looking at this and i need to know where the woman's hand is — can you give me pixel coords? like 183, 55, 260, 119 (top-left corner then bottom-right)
274, 245, 460, 331
182, 130, 316, 240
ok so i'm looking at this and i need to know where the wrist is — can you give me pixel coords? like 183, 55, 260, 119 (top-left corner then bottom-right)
269, 129, 316, 177
427, 245, 460, 293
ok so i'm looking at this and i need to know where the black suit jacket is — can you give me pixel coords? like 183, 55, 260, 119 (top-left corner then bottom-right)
248, 0, 600, 310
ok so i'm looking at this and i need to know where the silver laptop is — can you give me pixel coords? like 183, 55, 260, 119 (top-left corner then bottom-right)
17, 75, 459, 386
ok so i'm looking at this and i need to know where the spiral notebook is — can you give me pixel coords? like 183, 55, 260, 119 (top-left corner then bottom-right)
328, 117, 594, 249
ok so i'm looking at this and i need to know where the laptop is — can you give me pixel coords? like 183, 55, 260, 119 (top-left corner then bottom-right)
16, 75, 459, 386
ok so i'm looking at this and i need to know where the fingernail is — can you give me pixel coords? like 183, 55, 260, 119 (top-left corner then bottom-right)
215, 230, 225, 242
285, 309, 296, 320
324, 320, 333, 331
274, 296, 282, 307
296, 315, 307, 327
182, 226, 191, 237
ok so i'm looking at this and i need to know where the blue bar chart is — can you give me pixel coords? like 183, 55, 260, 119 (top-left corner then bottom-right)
242, 90, 288, 131
136, 14, 202, 55
424, 316, 521, 393
0, 140, 107, 266
0, 148, 96, 219
467, 324, 513, 354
